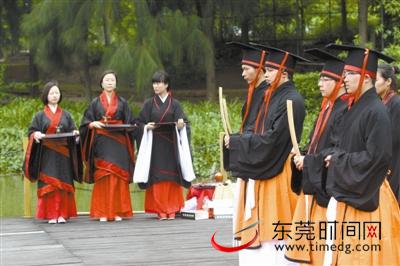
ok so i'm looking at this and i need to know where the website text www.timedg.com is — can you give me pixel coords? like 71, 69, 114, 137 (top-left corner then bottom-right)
274, 242, 381, 254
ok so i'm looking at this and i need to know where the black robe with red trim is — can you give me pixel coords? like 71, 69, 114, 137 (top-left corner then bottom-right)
298, 96, 348, 207
137, 95, 191, 189
22, 108, 82, 196
223, 80, 269, 170
384, 94, 400, 201
80, 95, 137, 184
325, 88, 392, 211
227, 81, 305, 180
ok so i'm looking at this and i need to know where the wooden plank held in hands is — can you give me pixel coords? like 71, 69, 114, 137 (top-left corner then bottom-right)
286, 100, 301, 156
222, 98, 232, 134
219, 87, 229, 135
287, 100, 310, 221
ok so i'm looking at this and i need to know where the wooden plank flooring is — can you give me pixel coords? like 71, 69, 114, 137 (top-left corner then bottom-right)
0, 214, 238, 265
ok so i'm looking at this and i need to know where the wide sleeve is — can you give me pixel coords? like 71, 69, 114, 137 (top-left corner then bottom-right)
23, 112, 43, 182
138, 99, 152, 124
387, 100, 400, 199
173, 100, 185, 121
326, 111, 392, 211
302, 106, 346, 196
79, 100, 97, 183
136, 99, 153, 147
229, 97, 304, 168
28, 113, 43, 136
122, 100, 135, 124
121, 100, 141, 144
65, 112, 77, 132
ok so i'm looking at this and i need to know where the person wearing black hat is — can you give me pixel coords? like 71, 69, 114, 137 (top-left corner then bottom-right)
224, 44, 306, 264
320, 44, 400, 265
376, 64, 400, 204
284, 48, 349, 265
225, 42, 269, 134
224, 41, 268, 248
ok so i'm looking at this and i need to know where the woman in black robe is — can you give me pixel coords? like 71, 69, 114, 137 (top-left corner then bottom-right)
375, 64, 400, 203
23, 81, 82, 224
80, 70, 137, 222
138, 70, 191, 220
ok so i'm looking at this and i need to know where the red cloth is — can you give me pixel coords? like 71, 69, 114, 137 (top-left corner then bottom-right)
90, 174, 133, 220
36, 190, 77, 220
145, 181, 184, 215
186, 185, 215, 210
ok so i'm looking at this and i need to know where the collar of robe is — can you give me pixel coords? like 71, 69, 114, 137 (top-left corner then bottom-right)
308, 75, 345, 153
100, 90, 119, 119
44, 105, 62, 134
254, 52, 289, 134
382, 90, 397, 105
153, 93, 172, 123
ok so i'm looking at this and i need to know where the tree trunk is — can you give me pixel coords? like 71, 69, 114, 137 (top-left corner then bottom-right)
379, 3, 385, 49
358, 0, 368, 46
340, 0, 349, 43
4, 0, 21, 55
299, 0, 305, 54
241, 18, 250, 43
102, 1, 111, 46
295, 0, 302, 55
198, 0, 216, 102
28, 52, 40, 97
328, 0, 332, 34
370, 26, 376, 48
272, 0, 277, 46
82, 54, 92, 101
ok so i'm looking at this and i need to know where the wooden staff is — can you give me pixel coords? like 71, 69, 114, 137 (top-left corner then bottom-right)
287, 99, 311, 221
219, 87, 229, 135
222, 98, 232, 134
286, 100, 300, 156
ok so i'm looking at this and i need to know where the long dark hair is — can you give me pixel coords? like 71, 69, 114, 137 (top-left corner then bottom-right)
41, 80, 61, 105
152, 70, 171, 91
378, 64, 399, 92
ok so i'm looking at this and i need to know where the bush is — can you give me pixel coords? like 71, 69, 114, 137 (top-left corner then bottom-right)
1, 72, 322, 180
294, 72, 321, 145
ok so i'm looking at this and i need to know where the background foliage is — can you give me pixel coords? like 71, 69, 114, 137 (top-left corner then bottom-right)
0, 72, 320, 178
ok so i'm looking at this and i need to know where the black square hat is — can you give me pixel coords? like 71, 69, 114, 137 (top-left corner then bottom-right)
305, 48, 345, 81
325, 43, 395, 79
226, 41, 266, 69
251, 43, 310, 73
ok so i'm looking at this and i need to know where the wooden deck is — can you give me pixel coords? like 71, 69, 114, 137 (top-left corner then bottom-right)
1, 214, 238, 265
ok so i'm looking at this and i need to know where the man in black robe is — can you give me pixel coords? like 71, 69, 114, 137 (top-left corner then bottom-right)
319, 44, 400, 265
285, 48, 348, 264
224, 44, 307, 264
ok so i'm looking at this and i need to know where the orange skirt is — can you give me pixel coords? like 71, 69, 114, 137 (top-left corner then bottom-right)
36, 190, 77, 220
331, 180, 400, 266
285, 194, 327, 265
235, 155, 298, 248
145, 181, 184, 216
90, 174, 133, 220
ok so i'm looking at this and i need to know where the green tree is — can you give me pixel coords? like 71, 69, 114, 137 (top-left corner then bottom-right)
102, 1, 213, 99
21, 0, 122, 100
0, 0, 25, 58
